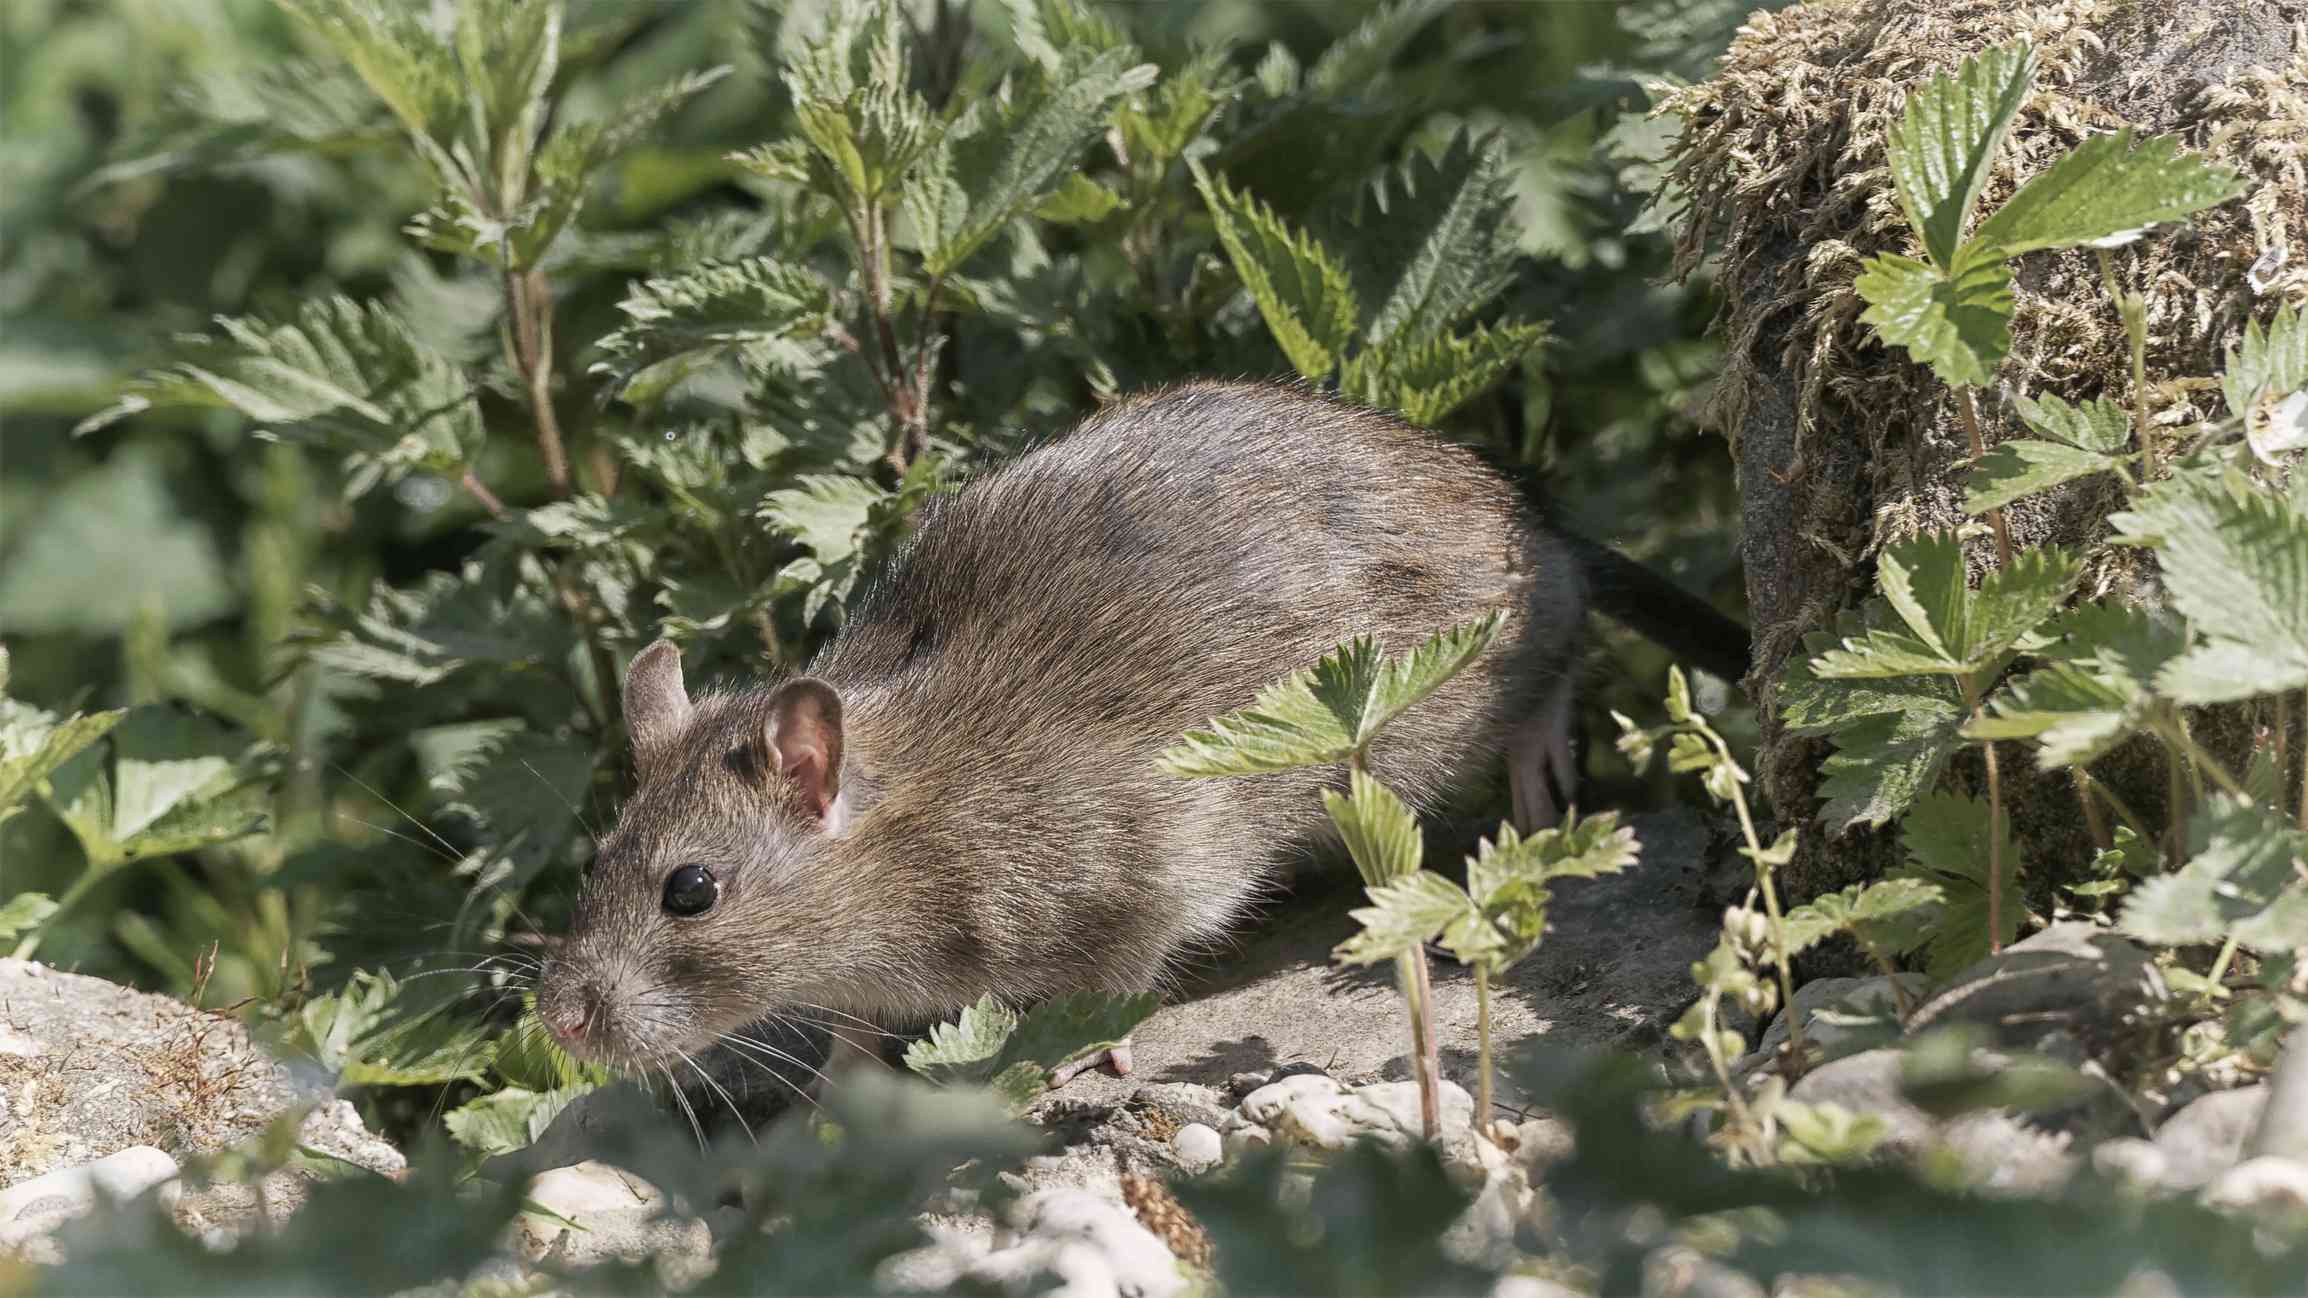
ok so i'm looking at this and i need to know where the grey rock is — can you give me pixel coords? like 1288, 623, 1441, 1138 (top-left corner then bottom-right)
2153, 1084, 2270, 1189
1785, 1049, 2078, 1192
1124, 1083, 1228, 1131
515, 1160, 715, 1287
2247, 1027, 2308, 1163
2201, 1157, 2308, 1217
1741, 974, 1924, 1076
1268, 1061, 1329, 1084
0, 960, 315, 1186
959, 1188, 1187, 1298
2092, 1137, 2170, 1188
1905, 924, 2159, 1051
1228, 1074, 1477, 1154
1170, 1123, 1221, 1169
0, 1145, 179, 1260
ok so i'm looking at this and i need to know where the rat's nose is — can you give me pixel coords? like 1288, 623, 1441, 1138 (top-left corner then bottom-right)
538, 982, 601, 1045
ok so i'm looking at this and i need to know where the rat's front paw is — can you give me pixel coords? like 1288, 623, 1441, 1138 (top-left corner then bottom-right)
1048, 1037, 1135, 1087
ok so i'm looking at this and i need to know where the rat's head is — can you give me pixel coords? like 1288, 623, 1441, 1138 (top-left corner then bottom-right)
535, 641, 877, 1072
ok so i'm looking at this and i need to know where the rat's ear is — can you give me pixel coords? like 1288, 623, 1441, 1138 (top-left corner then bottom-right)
762, 677, 845, 829
624, 640, 692, 778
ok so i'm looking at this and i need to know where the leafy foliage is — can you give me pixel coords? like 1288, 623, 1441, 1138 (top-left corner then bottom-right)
905, 991, 1158, 1110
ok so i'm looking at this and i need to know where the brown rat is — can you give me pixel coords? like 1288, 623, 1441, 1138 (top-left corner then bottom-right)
534, 381, 1745, 1086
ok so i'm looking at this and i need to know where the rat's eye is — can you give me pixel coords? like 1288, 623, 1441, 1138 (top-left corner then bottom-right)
662, 864, 719, 918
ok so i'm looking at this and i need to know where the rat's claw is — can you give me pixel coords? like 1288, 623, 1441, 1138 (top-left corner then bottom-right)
1049, 1037, 1135, 1087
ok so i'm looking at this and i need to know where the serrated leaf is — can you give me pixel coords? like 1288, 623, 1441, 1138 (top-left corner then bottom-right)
1855, 250, 2014, 389
1885, 42, 2035, 270
1968, 603, 2183, 766
0, 894, 56, 944
1784, 878, 1947, 961
2223, 302, 2308, 423
0, 701, 125, 820
1192, 161, 1360, 381
760, 475, 888, 569
1446, 811, 1640, 969
1305, 0, 1450, 98
1030, 173, 1124, 224
2111, 472, 2308, 703
1342, 320, 1546, 424
594, 257, 834, 405
305, 558, 575, 686
281, 971, 497, 1087
447, 1085, 591, 1159
1337, 869, 1473, 966
76, 298, 483, 490
1896, 792, 2026, 976
1780, 612, 1969, 830
39, 706, 269, 870
905, 991, 1155, 1110
1964, 439, 2122, 514
2119, 794, 2308, 953
1322, 769, 1423, 887
1853, 533, 2079, 673
1355, 130, 1521, 353
2013, 391, 2134, 453
926, 48, 1155, 275
1972, 129, 2245, 257
1160, 613, 1502, 775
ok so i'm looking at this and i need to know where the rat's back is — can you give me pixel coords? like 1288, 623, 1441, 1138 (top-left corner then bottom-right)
806, 382, 1583, 1004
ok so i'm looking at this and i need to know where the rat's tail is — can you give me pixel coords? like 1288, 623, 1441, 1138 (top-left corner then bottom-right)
1553, 527, 1751, 685
1470, 441, 1752, 685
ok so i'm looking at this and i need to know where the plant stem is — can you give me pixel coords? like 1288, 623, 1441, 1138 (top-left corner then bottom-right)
2073, 766, 2112, 852
505, 268, 570, 497
2157, 709, 2246, 799
12, 866, 112, 961
1476, 965, 1495, 1143
1706, 723, 1803, 1067
460, 469, 508, 520
1956, 388, 2013, 569
2099, 249, 2155, 483
2298, 687, 2308, 834
1962, 677, 2007, 954
2204, 934, 2241, 1002
2080, 770, 2154, 845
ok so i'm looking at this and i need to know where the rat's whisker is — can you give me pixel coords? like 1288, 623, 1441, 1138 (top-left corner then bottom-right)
660, 1062, 708, 1152
714, 1030, 836, 1093
676, 1047, 758, 1145
330, 764, 466, 863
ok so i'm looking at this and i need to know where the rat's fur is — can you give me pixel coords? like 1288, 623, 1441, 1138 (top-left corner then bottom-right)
538, 382, 1732, 1072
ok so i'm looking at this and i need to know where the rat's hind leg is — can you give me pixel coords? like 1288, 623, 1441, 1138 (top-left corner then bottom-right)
1507, 674, 1578, 833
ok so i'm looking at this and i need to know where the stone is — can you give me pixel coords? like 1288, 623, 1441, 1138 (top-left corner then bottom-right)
2200, 1157, 2308, 1218
515, 1160, 713, 1285
0, 1144, 179, 1259
2152, 1085, 2268, 1190
1785, 1049, 2079, 1192
0, 960, 316, 1187
2247, 1030, 2308, 1163
1227, 1074, 1477, 1155
955, 1188, 1187, 1298
1740, 974, 1924, 1075
1170, 1123, 1221, 1169
2091, 1138, 2170, 1189
1904, 924, 2159, 1052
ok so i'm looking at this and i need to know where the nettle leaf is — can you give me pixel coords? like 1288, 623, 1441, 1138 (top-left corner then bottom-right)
782, 1, 941, 205
40, 706, 270, 870
1447, 812, 1640, 969
498, 66, 732, 270
76, 298, 483, 493
905, 991, 1155, 1110
306, 558, 574, 686
1031, 173, 1124, 224
2222, 302, 2308, 423
423, 725, 595, 882
1337, 870, 1474, 966
2121, 794, 2308, 953
276, 0, 463, 174
1115, 47, 1236, 169
0, 697, 125, 824
1160, 614, 1502, 775
1780, 613, 1968, 830
1885, 42, 2035, 270
1964, 393, 2133, 513
1897, 791, 2026, 977
1322, 769, 1424, 888
594, 256, 835, 405
1972, 129, 2246, 257
1354, 130, 1521, 354
0, 894, 56, 945
1783, 878, 1947, 960
1968, 604, 2184, 767
1855, 249, 2014, 389
1821, 533, 2079, 675
1343, 319, 1546, 425
927, 47, 1155, 275
281, 970, 496, 1087
446, 1085, 591, 1159
1192, 161, 1360, 381
1305, 0, 1451, 99
2111, 472, 2308, 703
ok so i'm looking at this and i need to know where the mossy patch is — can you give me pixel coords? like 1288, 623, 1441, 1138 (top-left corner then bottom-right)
1659, 0, 2306, 900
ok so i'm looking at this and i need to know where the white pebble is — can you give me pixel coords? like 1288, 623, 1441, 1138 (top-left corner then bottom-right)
1171, 1123, 1222, 1168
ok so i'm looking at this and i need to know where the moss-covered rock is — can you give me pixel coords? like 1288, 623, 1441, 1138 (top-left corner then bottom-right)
1662, 0, 2307, 900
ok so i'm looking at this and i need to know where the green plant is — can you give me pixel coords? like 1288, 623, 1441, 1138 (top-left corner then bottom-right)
905, 990, 1158, 1113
